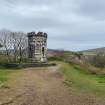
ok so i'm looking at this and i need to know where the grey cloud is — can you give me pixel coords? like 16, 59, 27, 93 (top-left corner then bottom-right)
0, 0, 105, 51
75, 0, 105, 20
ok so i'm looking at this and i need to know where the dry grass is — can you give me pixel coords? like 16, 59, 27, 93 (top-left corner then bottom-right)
60, 62, 105, 98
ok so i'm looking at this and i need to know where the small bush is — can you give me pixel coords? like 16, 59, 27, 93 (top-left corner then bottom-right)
92, 53, 105, 68
48, 56, 64, 61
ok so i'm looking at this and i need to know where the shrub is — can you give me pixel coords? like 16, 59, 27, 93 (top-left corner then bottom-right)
92, 53, 105, 68
48, 56, 64, 61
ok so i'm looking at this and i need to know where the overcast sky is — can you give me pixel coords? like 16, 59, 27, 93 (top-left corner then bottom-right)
0, 0, 105, 51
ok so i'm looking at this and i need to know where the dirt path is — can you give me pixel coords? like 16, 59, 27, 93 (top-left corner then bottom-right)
0, 66, 105, 105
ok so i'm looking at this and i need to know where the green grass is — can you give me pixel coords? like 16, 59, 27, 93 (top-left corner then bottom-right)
0, 69, 15, 88
60, 62, 105, 98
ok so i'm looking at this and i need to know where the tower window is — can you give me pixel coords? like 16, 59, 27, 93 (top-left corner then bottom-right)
42, 47, 44, 56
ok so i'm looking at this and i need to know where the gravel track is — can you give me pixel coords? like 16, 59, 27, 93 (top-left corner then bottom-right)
0, 66, 105, 105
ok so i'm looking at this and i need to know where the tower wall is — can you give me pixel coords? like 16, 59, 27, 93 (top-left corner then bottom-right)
27, 32, 47, 63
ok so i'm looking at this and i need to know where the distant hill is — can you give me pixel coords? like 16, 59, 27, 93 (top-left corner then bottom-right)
80, 47, 105, 55
47, 49, 73, 57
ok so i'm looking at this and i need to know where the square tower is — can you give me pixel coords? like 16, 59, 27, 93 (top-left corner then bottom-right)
27, 32, 47, 63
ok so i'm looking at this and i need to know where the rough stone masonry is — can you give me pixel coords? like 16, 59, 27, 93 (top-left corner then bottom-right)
27, 32, 47, 63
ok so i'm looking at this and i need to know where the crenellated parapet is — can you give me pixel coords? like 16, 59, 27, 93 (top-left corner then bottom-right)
27, 32, 47, 38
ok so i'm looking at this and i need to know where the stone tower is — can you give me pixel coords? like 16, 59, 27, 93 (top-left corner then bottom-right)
27, 32, 47, 63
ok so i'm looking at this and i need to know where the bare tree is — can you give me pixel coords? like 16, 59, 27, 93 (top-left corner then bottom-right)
11, 32, 28, 63
0, 29, 28, 63
0, 29, 12, 62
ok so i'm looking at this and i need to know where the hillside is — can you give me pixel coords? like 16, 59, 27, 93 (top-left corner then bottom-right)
47, 49, 73, 57
80, 47, 105, 55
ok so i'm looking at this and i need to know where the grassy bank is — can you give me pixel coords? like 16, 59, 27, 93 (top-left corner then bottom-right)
0, 69, 16, 88
60, 62, 105, 98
